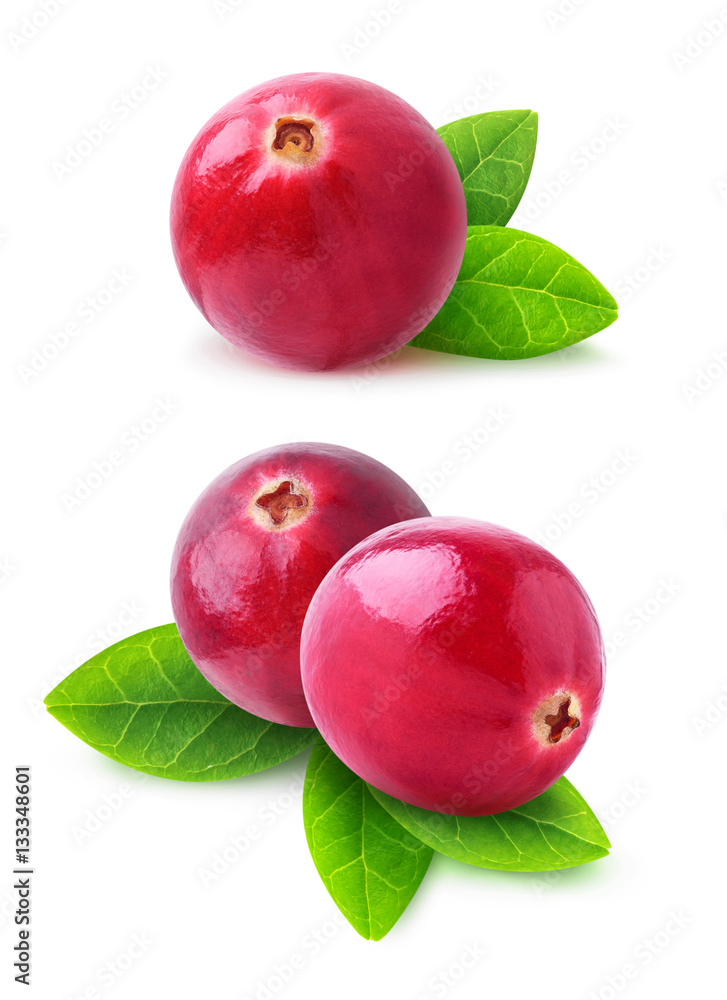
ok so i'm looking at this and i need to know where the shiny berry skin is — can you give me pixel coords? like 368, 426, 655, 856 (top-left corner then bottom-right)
170, 72, 467, 371
300, 517, 605, 814
170, 443, 430, 727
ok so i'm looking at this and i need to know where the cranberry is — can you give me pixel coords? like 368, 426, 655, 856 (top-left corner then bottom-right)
171, 443, 429, 726
301, 516, 605, 814
170, 72, 467, 371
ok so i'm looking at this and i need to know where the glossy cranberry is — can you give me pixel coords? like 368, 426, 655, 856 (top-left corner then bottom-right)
171, 443, 429, 727
301, 517, 605, 814
170, 72, 467, 371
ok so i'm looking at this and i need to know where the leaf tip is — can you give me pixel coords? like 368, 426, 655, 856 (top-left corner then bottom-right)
43, 685, 62, 710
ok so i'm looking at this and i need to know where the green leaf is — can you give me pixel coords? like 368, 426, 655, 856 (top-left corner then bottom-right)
411, 225, 618, 359
438, 110, 538, 226
44, 624, 316, 780
368, 776, 610, 873
303, 737, 433, 940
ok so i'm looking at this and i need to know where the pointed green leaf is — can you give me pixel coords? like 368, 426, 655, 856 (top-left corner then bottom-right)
411, 225, 618, 359
44, 624, 316, 780
303, 738, 433, 940
438, 110, 538, 225
368, 776, 610, 872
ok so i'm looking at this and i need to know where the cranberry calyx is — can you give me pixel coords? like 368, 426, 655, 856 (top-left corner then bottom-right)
272, 119, 315, 153
544, 698, 581, 744
255, 481, 308, 525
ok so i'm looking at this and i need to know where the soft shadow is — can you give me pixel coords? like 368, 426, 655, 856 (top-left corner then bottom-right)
398, 341, 613, 378
429, 850, 611, 890
94, 741, 313, 795
502, 340, 612, 373
194, 330, 612, 382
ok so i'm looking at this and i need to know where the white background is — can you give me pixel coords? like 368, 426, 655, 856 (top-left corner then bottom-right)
2, 0, 725, 997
